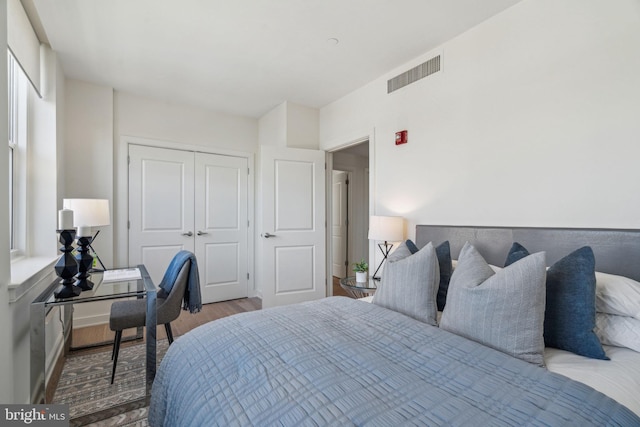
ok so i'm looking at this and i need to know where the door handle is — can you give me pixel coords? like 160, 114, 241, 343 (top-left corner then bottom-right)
182, 231, 193, 237
197, 231, 208, 236
262, 232, 276, 238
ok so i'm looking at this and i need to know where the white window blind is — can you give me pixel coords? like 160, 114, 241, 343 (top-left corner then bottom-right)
7, 0, 41, 96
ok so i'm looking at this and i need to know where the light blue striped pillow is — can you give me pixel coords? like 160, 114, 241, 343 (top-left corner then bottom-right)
439, 242, 547, 365
372, 242, 440, 325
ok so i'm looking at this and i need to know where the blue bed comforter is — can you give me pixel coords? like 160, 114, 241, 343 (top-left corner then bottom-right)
149, 297, 639, 426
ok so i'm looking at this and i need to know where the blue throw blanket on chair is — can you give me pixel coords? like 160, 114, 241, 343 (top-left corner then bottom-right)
159, 251, 202, 313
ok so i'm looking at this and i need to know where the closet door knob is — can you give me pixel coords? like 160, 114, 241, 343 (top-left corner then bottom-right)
182, 231, 193, 237
197, 231, 208, 236
262, 232, 276, 238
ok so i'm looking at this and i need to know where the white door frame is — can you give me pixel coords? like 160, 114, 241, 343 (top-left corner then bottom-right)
115, 135, 256, 296
325, 133, 375, 297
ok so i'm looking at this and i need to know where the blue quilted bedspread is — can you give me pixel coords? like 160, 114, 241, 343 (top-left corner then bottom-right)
149, 297, 639, 426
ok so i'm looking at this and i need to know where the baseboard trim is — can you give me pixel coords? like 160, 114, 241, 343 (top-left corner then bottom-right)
73, 313, 110, 328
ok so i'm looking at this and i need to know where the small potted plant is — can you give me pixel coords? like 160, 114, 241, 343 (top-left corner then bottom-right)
353, 259, 368, 282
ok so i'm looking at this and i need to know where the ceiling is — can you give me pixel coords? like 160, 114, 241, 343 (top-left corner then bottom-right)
30, 0, 523, 118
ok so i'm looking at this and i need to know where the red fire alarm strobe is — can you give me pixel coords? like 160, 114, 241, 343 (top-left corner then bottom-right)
395, 130, 408, 145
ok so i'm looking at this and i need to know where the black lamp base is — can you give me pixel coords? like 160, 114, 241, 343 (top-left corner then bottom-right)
371, 241, 394, 281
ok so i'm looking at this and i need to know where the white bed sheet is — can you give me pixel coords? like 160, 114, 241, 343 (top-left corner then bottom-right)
546, 345, 640, 417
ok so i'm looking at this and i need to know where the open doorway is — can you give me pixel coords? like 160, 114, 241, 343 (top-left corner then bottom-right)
330, 141, 370, 297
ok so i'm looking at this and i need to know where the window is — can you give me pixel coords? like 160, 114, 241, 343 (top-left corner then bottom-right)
8, 50, 27, 257
8, 51, 17, 250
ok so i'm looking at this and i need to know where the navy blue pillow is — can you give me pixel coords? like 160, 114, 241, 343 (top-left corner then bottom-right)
405, 240, 452, 311
504, 242, 530, 267
405, 239, 420, 254
545, 246, 608, 359
435, 241, 452, 311
504, 243, 608, 360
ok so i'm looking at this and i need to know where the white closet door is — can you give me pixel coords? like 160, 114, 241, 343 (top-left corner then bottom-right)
129, 145, 195, 285
195, 153, 249, 303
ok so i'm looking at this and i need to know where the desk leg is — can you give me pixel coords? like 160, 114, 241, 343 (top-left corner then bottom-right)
145, 290, 157, 394
30, 302, 46, 403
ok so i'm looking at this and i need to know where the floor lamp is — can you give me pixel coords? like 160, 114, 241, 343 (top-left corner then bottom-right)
368, 215, 404, 280
63, 198, 111, 272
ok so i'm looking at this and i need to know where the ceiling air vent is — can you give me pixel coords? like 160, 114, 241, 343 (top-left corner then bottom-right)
387, 55, 440, 94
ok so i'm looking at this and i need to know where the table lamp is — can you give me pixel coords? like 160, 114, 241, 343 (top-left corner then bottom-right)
63, 198, 110, 272
368, 215, 404, 280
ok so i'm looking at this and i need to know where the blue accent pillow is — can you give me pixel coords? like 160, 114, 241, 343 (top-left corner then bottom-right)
435, 241, 452, 311
504, 243, 608, 360
405, 240, 452, 311
405, 239, 420, 254
504, 242, 530, 267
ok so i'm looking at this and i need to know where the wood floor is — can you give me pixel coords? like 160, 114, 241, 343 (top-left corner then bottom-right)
332, 276, 351, 297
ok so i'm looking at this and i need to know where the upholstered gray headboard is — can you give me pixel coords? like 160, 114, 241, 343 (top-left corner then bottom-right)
415, 225, 640, 282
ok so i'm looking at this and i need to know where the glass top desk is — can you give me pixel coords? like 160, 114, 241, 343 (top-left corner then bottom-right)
30, 265, 157, 410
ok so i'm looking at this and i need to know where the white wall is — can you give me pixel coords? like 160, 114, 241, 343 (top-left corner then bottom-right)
115, 91, 258, 153
0, 0, 14, 403
64, 80, 114, 266
286, 102, 319, 149
258, 101, 319, 149
320, 0, 640, 239
259, 101, 287, 147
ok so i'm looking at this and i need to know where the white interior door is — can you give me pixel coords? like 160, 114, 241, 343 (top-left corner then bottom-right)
195, 153, 248, 303
332, 171, 348, 278
129, 144, 195, 284
261, 146, 326, 308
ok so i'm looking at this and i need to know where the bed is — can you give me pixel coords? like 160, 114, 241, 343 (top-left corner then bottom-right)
149, 226, 640, 426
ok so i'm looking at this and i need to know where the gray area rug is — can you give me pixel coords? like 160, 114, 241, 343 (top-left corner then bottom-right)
53, 339, 169, 426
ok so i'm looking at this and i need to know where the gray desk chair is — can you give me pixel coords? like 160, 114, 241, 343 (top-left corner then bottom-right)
109, 259, 191, 384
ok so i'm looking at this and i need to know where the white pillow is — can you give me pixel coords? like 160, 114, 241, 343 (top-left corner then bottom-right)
595, 312, 640, 353
595, 271, 640, 320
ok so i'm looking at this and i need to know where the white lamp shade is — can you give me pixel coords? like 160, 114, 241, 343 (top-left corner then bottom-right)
63, 199, 111, 227
368, 215, 404, 242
